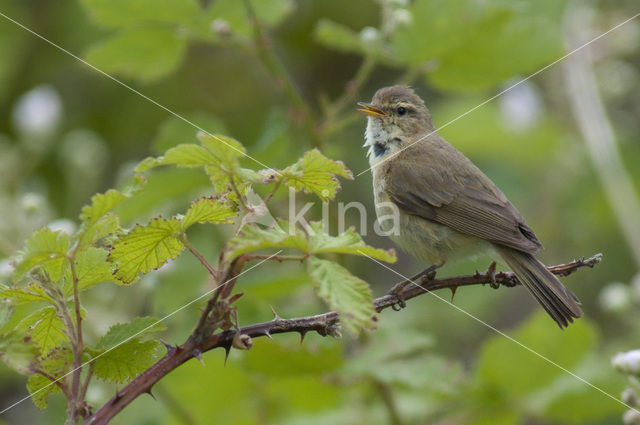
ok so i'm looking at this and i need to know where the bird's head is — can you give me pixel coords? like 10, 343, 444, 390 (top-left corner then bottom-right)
358, 85, 435, 161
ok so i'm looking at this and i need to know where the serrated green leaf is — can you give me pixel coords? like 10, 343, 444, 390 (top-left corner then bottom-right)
80, 0, 200, 29
108, 217, 184, 284
281, 149, 353, 201
182, 197, 237, 229
65, 247, 115, 295
28, 347, 72, 409
225, 223, 308, 261
0, 285, 55, 305
307, 222, 396, 262
96, 317, 167, 350
14, 227, 70, 281
308, 257, 375, 334
17, 307, 67, 355
93, 339, 166, 383
27, 374, 59, 410
0, 331, 39, 375
85, 26, 187, 83
79, 189, 127, 227
196, 132, 245, 165
135, 144, 220, 172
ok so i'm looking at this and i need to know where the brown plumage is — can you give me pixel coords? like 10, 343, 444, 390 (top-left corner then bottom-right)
359, 85, 582, 328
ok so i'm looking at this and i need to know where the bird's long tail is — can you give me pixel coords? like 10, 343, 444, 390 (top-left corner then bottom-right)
495, 246, 583, 328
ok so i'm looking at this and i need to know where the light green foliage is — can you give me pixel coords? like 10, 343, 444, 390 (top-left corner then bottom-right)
182, 196, 237, 229
79, 189, 127, 227
86, 27, 187, 83
27, 348, 73, 409
14, 227, 70, 282
468, 312, 620, 423
66, 247, 114, 293
94, 316, 167, 350
91, 317, 167, 384
0, 285, 54, 305
205, 0, 294, 38
0, 331, 40, 375
308, 257, 376, 334
79, 0, 200, 29
17, 307, 67, 355
226, 223, 309, 260
93, 339, 166, 383
108, 217, 184, 284
307, 222, 396, 262
280, 149, 354, 201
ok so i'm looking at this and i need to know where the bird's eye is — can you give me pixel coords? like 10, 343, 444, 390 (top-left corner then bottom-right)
396, 106, 407, 115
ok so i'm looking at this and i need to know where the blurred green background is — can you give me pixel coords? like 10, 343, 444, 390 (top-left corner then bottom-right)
1, 0, 640, 424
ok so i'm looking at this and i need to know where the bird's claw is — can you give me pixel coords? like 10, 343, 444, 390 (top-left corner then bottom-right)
486, 261, 499, 289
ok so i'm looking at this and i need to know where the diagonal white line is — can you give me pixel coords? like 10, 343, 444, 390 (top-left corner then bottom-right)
356, 10, 640, 177
0, 251, 282, 415
359, 251, 640, 414
0, 10, 280, 175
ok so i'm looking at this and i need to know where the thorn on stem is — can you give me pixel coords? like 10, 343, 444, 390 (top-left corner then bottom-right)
299, 330, 307, 344
193, 349, 205, 366
270, 305, 281, 320
223, 345, 231, 364
449, 285, 457, 302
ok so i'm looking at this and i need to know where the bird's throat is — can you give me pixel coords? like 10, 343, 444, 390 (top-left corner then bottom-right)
373, 142, 388, 157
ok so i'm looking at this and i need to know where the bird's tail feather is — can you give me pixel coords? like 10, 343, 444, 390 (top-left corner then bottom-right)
496, 246, 582, 328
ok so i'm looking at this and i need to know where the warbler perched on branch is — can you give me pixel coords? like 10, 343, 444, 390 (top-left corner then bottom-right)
358, 85, 582, 328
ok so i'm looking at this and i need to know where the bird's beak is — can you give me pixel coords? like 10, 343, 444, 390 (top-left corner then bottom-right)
357, 102, 387, 117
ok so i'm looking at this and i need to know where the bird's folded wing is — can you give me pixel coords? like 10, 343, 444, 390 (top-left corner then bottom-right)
386, 145, 542, 253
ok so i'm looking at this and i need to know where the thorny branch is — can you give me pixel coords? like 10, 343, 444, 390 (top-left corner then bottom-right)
85, 253, 601, 425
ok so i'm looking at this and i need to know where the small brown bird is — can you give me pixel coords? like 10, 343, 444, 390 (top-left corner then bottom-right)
358, 85, 582, 328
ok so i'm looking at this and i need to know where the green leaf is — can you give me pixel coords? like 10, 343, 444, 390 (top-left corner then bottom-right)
79, 189, 127, 227
196, 132, 245, 166
205, 0, 294, 38
0, 331, 39, 375
391, 0, 564, 91
14, 227, 70, 282
17, 307, 67, 355
135, 144, 220, 172
79, 0, 201, 29
307, 257, 375, 334
307, 222, 396, 262
95, 316, 167, 350
65, 247, 115, 294
152, 113, 228, 154
0, 298, 13, 329
93, 339, 167, 383
28, 347, 72, 409
281, 149, 353, 201
0, 285, 55, 305
85, 26, 187, 83
475, 311, 597, 396
182, 196, 237, 229
225, 223, 308, 261
314, 19, 362, 54
108, 217, 184, 284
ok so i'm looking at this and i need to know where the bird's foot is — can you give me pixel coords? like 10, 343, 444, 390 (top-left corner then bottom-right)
486, 261, 499, 289
386, 265, 438, 310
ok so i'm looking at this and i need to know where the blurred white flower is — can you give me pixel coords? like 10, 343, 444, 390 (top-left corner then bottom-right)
48, 219, 76, 236
598, 282, 631, 312
58, 130, 109, 174
499, 80, 541, 131
624, 408, 640, 425
359, 27, 380, 44
0, 258, 14, 279
391, 9, 412, 27
211, 18, 231, 37
613, 350, 640, 374
19, 192, 47, 214
12, 85, 62, 135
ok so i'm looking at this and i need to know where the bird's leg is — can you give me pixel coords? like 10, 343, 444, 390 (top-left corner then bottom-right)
486, 261, 499, 289
387, 265, 439, 310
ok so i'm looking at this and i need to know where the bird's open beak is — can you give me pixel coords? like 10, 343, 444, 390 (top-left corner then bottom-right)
357, 102, 387, 117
